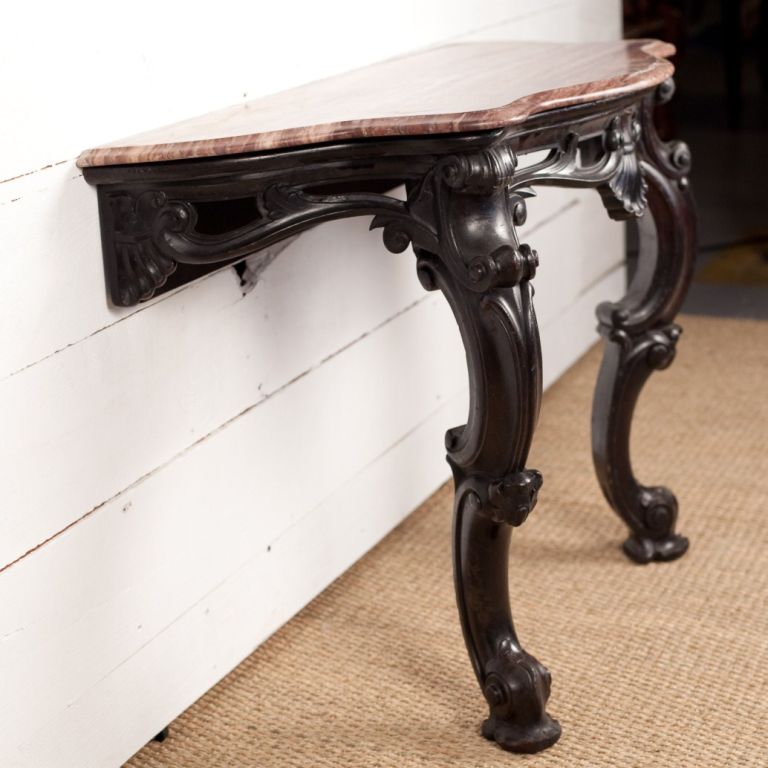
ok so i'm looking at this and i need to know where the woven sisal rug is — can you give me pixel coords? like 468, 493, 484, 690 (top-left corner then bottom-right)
127, 314, 768, 768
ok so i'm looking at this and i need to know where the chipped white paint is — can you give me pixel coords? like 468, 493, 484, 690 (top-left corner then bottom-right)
0, 2, 622, 766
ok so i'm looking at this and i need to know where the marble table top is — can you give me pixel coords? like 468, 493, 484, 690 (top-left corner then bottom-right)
78, 39, 674, 168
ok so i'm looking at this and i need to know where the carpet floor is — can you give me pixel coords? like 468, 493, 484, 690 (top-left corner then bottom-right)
126, 314, 768, 767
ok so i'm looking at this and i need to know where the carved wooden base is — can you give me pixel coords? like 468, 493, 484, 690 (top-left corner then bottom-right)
82, 79, 696, 753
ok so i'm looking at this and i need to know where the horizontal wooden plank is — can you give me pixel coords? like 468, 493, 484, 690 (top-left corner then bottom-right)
461, 0, 620, 44
3, 388, 468, 768
0, 215, 426, 567
0, 292, 469, 763
0, 164, 112, 381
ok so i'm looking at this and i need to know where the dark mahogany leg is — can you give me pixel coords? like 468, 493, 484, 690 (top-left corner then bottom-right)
592, 80, 696, 564
455, 497, 561, 753
438, 269, 559, 752
376, 148, 561, 752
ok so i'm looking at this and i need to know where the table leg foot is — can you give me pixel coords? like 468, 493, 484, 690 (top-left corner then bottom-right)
482, 713, 562, 754
623, 532, 689, 564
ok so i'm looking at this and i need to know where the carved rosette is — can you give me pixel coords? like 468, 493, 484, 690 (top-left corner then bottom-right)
639, 485, 679, 536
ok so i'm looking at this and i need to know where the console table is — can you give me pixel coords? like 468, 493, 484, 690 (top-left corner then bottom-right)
78, 39, 695, 754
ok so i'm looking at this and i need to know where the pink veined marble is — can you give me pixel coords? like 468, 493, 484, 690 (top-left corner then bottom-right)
77, 39, 675, 168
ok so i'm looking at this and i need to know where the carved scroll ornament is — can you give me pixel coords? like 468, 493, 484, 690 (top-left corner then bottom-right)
102, 107, 649, 308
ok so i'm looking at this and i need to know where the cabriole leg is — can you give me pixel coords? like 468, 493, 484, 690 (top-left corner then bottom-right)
419, 247, 560, 753
376, 146, 562, 752
592, 81, 696, 564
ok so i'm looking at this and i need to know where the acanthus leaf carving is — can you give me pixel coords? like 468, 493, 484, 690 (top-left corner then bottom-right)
503, 112, 648, 221
598, 115, 647, 220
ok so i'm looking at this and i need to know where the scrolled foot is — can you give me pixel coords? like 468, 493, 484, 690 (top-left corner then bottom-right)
623, 532, 689, 564
480, 643, 562, 754
620, 485, 688, 563
482, 714, 562, 754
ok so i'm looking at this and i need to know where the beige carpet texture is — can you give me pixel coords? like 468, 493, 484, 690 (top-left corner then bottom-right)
126, 314, 768, 767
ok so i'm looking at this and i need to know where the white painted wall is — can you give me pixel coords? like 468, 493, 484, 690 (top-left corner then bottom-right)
0, 2, 623, 766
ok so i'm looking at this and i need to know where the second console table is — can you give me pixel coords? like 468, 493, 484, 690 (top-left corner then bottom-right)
78, 39, 696, 754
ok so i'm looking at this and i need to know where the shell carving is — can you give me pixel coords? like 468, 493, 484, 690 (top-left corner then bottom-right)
599, 115, 648, 220
109, 191, 178, 306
